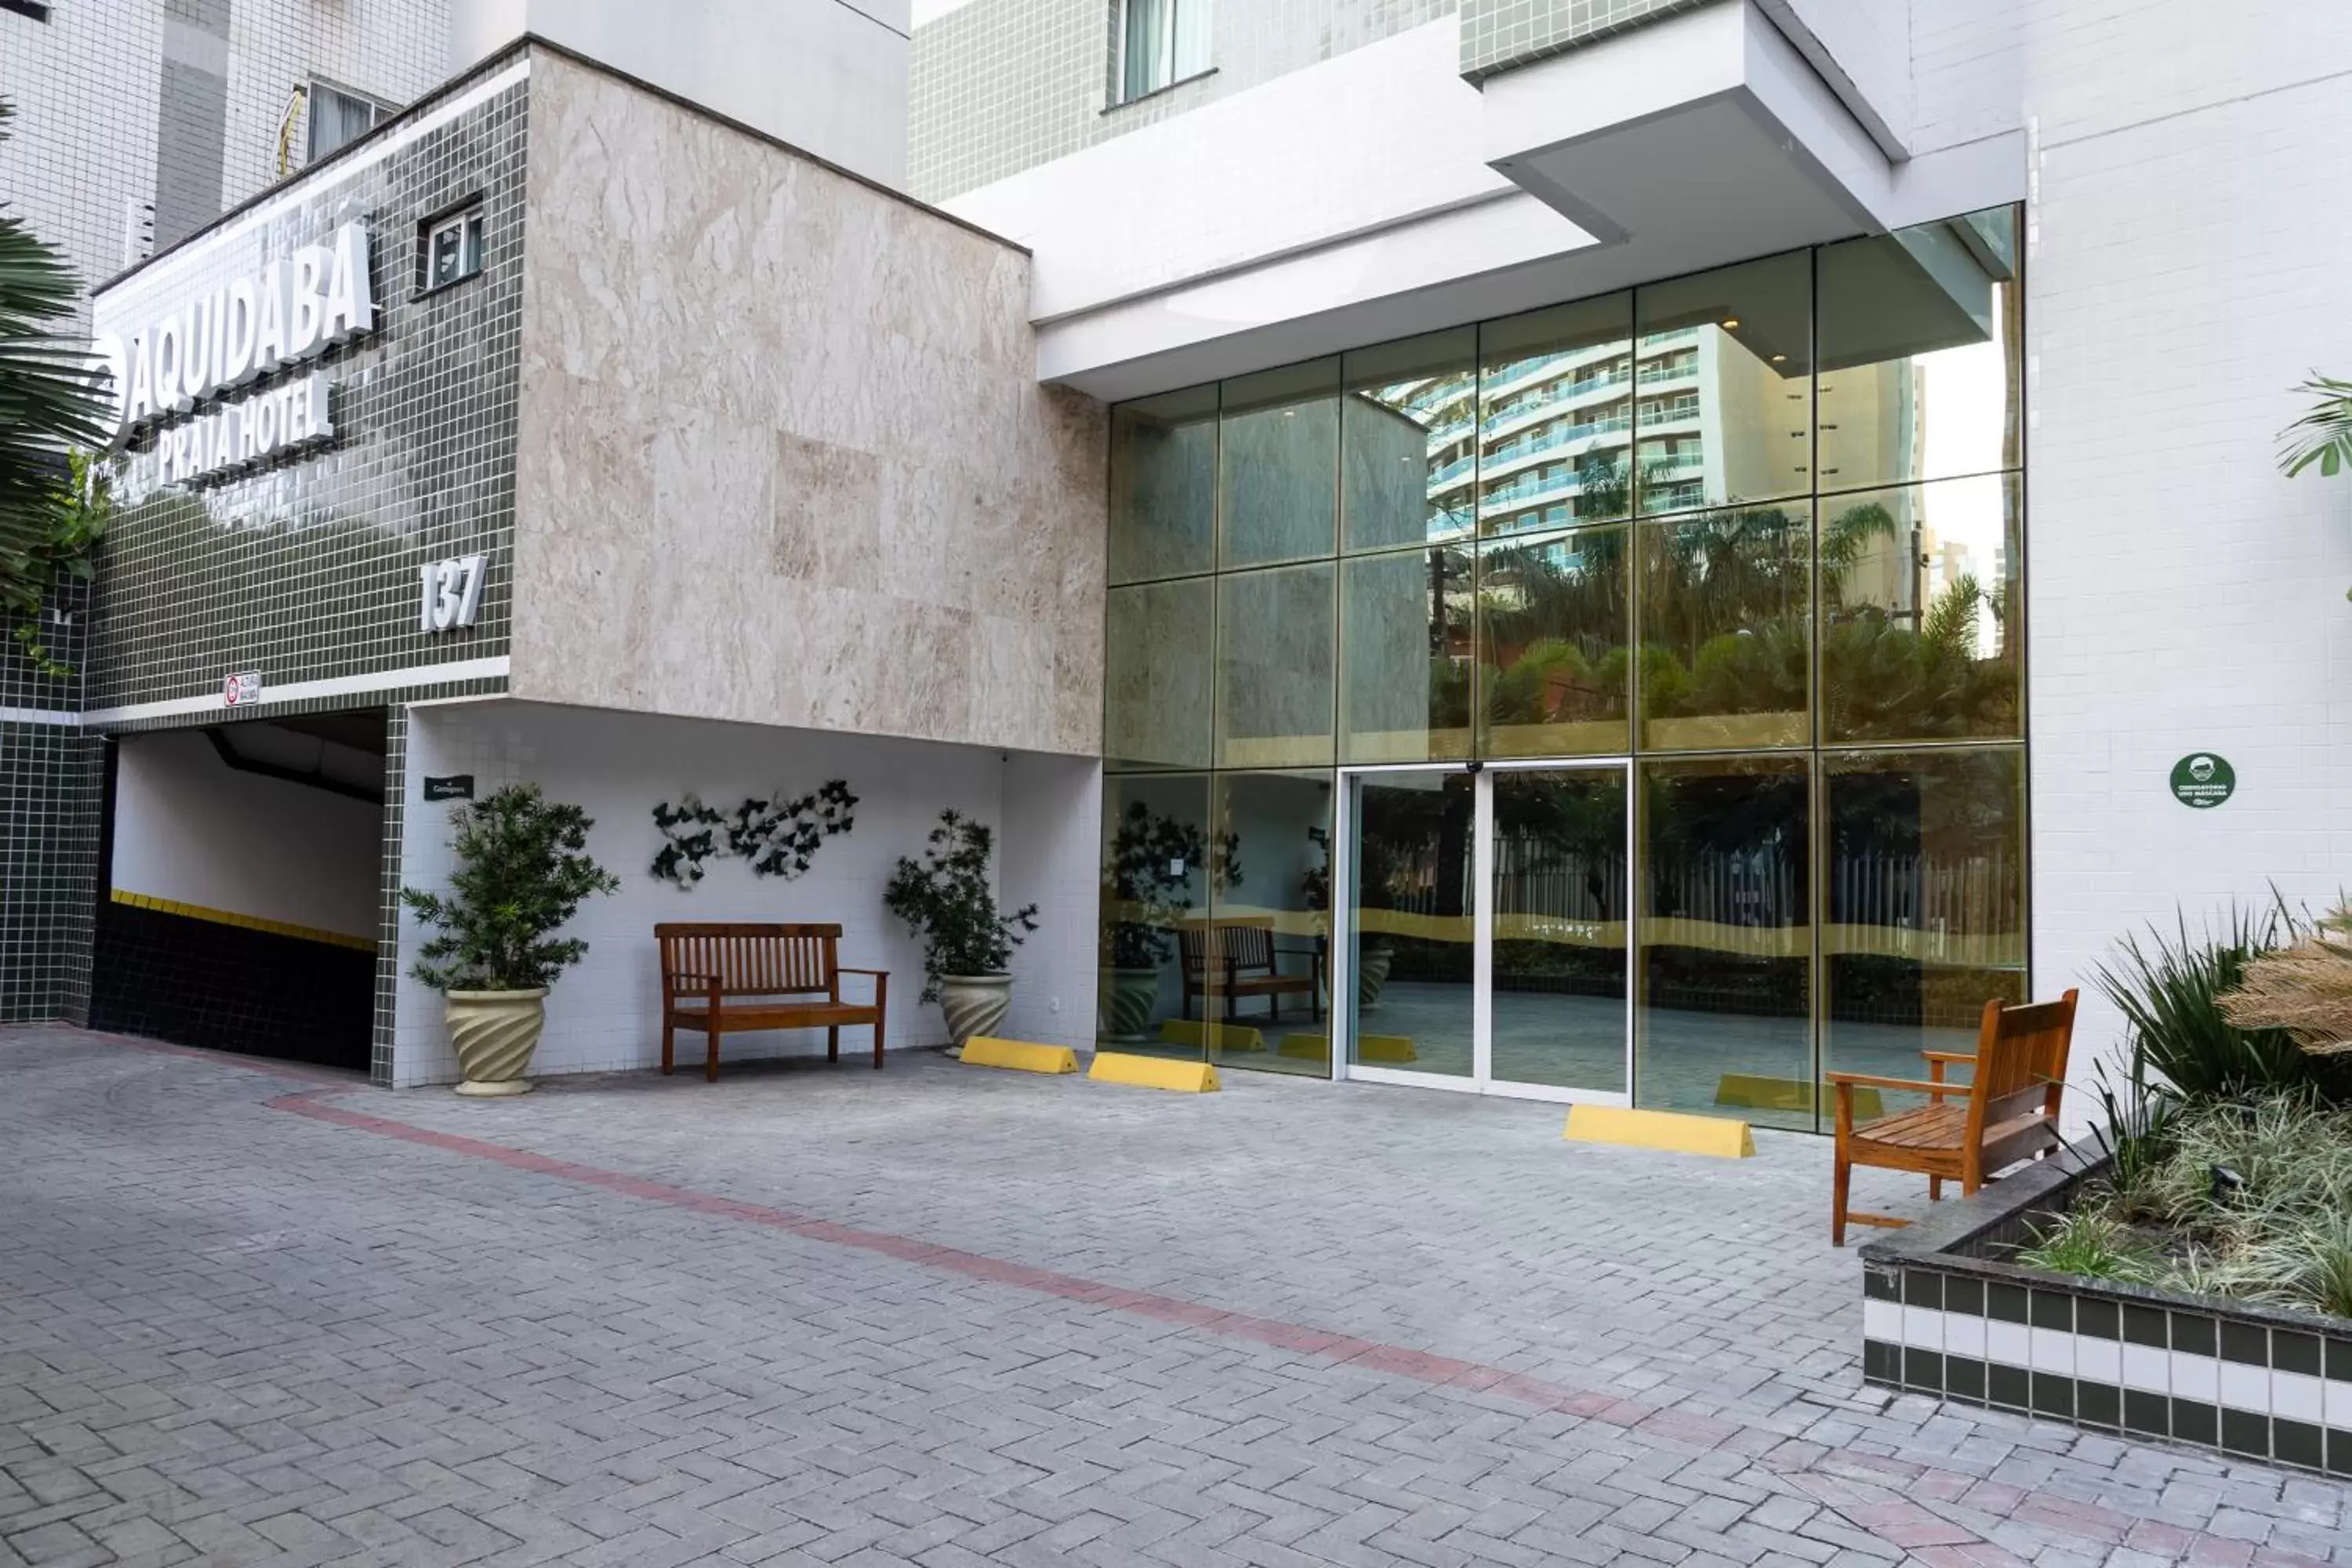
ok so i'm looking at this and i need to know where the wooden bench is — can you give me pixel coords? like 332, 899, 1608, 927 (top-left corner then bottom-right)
655, 923, 888, 1083
1827, 989, 2078, 1245
1178, 917, 1322, 1025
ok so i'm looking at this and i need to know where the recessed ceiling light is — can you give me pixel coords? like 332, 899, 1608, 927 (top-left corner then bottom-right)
1722, 318, 1741, 329
1770, 353, 1787, 363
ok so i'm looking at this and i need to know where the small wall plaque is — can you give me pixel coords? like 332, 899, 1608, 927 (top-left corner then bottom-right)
423, 774, 475, 802
2169, 753, 2236, 809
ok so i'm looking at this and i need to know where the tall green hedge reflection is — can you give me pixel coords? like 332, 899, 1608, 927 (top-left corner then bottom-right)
1820, 479, 2022, 742
1478, 525, 1629, 757
1639, 499, 1814, 750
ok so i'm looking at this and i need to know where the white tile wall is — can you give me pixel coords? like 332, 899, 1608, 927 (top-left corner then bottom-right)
2026, 57, 2352, 1107
394, 702, 1097, 1087
0, 0, 449, 325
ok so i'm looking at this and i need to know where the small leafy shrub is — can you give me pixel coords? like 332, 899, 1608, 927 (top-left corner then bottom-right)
884, 810, 1039, 1003
403, 785, 621, 991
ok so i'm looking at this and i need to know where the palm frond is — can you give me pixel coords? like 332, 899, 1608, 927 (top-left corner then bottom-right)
2277, 373, 2352, 479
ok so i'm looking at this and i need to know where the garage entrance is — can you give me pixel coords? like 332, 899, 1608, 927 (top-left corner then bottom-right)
91, 710, 387, 1072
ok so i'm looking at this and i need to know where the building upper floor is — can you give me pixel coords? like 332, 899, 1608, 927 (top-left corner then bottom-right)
909, 0, 2352, 405
71, 39, 1104, 760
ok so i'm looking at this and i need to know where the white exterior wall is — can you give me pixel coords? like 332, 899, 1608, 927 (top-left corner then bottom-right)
2016, 6, 2352, 1106
448, 0, 912, 190
934, 0, 2352, 1117
111, 730, 382, 941
394, 703, 1098, 1088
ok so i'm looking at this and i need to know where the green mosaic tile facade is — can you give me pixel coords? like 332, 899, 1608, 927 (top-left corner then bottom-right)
85, 71, 528, 716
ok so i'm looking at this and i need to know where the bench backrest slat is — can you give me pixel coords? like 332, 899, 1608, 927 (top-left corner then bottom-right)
656, 923, 841, 997
1962, 989, 2078, 1144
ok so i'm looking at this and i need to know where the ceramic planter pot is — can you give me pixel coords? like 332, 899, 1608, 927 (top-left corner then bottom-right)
1098, 966, 1160, 1043
937, 973, 1012, 1047
445, 987, 548, 1096
1356, 946, 1394, 1012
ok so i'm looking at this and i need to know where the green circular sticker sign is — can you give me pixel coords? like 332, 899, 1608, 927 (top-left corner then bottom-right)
2169, 753, 2237, 809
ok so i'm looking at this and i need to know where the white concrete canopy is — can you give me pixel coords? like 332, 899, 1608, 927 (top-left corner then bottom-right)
949, 2, 2023, 402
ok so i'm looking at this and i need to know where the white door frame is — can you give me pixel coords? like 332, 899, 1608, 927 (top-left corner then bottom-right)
1336, 760, 1635, 1105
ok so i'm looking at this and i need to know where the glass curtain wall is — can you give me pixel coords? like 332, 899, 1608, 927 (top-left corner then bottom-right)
1102, 205, 2026, 1125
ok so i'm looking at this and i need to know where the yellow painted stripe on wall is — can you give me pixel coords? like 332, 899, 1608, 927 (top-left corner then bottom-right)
1109, 901, 2024, 967
111, 889, 376, 953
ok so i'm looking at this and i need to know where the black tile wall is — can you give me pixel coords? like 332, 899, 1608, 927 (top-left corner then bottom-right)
1, 581, 100, 1024
1870, 1261, 2352, 1480
89, 898, 372, 1071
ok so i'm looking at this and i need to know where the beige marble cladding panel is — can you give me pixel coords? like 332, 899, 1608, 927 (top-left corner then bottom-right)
510, 50, 1106, 756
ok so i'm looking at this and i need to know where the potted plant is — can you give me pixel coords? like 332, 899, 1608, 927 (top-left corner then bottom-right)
1099, 802, 1200, 1042
401, 783, 620, 1096
884, 809, 1039, 1047
1304, 825, 1391, 1010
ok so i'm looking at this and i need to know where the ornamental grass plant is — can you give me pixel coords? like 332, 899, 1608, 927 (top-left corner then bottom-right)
2019, 1093, 2352, 1319
2017, 903, 2352, 1322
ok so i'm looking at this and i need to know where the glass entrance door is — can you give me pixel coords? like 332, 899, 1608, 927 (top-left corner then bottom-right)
1341, 764, 1631, 1101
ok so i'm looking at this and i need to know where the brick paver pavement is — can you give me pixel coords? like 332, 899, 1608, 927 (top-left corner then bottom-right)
2, 1025, 2347, 1568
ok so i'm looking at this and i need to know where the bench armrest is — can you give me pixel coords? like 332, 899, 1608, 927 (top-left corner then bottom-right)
1826, 1071, 1963, 1098
1920, 1051, 1976, 1065
836, 967, 889, 1006
667, 971, 717, 988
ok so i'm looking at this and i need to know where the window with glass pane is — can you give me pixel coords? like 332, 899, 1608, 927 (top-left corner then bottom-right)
1822, 475, 2021, 743
1823, 747, 2027, 1120
1637, 754, 1813, 1130
1220, 359, 1338, 569
1105, 577, 1213, 771
1341, 328, 1476, 553
1634, 252, 1811, 515
1121, 0, 1211, 100
1478, 294, 1634, 536
1101, 774, 1214, 1058
307, 81, 382, 162
1477, 525, 1630, 757
1208, 769, 1334, 1073
1215, 563, 1334, 768
423, 208, 484, 292
1110, 386, 1218, 584
1638, 501, 1813, 751
1339, 545, 1472, 764
1491, 767, 1629, 1093
1352, 771, 1476, 1077
1818, 205, 2020, 493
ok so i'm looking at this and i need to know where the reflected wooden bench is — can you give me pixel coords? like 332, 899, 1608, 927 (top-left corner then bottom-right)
1177, 917, 1322, 1025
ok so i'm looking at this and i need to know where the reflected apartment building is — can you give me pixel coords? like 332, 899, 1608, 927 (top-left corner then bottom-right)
1089, 212, 2024, 1127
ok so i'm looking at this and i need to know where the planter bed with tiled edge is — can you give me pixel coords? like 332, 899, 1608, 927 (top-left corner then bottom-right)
1856, 1141, 2352, 1477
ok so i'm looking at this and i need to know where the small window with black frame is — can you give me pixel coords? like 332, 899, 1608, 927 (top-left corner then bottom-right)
419, 205, 485, 293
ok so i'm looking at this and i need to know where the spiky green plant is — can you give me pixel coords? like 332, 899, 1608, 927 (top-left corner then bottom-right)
2017, 1208, 2158, 1284
2278, 373, 2352, 478
0, 100, 116, 670
2097, 906, 2322, 1103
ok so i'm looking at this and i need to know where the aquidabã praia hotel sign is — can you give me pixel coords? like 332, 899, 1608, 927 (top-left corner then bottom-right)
93, 221, 375, 488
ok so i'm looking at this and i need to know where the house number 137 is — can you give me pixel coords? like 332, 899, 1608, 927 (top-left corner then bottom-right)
418, 554, 486, 633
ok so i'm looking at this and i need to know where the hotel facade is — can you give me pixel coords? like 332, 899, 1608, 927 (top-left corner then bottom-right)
2, 0, 2347, 1130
